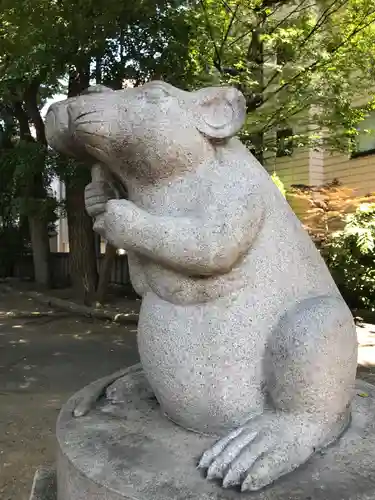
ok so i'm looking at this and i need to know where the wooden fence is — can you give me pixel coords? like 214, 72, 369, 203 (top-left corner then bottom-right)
9, 252, 130, 287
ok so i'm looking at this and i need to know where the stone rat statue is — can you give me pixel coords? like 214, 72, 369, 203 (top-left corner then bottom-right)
45, 81, 357, 492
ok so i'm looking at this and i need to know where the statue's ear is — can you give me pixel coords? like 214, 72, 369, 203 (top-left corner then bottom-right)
80, 85, 114, 95
192, 86, 246, 140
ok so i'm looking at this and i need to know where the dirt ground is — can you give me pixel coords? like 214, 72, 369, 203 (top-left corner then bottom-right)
0, 288, 138, 500
1, 288, 375, 500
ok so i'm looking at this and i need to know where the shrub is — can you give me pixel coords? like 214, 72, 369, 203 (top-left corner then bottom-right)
285, 181, 373, 249
271, 172, 286, 198
323, 203, 375, 311
269, 176, 375, 311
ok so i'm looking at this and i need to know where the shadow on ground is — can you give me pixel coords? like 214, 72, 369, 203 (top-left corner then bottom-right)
0, 289, 139, 500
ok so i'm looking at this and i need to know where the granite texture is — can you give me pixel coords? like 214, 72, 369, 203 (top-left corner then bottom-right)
45, 81, 358, 490
56, 366, 375, 500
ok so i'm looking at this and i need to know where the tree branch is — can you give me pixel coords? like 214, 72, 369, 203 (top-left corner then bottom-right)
299, 0, 348, 50
23, 79, 47, 146
259, 96, 313, 135
266, 1, 316, 36
199, 0, 222, 72
218, 0, 243, 58
262, 0, 348, 93
11, 101, 33, 141
261, 9, 375, 107
227, 1, 315, 53
68, 61, 90, 98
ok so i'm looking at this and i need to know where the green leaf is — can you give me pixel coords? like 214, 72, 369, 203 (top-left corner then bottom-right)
358, 392, 369, 398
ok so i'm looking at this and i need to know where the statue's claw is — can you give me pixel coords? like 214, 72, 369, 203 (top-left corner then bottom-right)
199, 413, 325, 491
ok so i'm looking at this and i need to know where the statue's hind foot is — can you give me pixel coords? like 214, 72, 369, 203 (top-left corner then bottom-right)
198, 410, 349, 491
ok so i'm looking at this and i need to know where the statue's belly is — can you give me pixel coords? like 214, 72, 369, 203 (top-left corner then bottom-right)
137, 290, 270, 435
142, 260, 246, 305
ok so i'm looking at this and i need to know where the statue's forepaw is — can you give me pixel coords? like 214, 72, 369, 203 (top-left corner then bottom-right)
198, 414, 321, 491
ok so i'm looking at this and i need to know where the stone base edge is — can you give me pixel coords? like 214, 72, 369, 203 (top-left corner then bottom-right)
29, 466, 57, 500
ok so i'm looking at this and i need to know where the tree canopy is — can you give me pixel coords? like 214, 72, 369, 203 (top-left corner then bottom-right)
1, 0, 375, 298
181, 0, 375, 156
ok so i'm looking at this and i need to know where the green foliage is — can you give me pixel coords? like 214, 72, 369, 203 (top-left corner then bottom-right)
183, 0, 375, 156
324, 203, 375, 311
0, 141, 56, 216
0, 0, 192, 94
0, 0, 196, 293
4, 141, 48, 181
271, 172, 286, 197
0, 138, 58, 276
3, 0, 375, 296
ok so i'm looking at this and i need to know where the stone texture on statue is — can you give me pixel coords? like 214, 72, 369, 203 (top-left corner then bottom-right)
51, 367, 375, 500
45, 81, 358, 491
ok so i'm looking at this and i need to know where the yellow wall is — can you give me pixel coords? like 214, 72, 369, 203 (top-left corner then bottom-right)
265, 144, 375, 197
265, 148, 310, 188
324, 151, 375, 195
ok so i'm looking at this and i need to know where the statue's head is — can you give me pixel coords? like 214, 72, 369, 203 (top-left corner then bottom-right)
45, 81, 246, 185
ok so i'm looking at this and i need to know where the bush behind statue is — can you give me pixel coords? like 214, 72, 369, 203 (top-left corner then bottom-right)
271, 174, 375, 312
324, 203, 375, 312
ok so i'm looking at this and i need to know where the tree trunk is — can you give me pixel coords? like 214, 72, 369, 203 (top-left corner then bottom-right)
91, 59, 117, 305
95, 243, 117, 305
247, 12, 265, 164
65, 176, 98, 305
62, 64, 99, 305
26, 170, 52, 287
12, 98, 52, 287
68, 63, 91, 98
29, 216, 51, 287
23, 79, 48, 146
91, 162, 120, 304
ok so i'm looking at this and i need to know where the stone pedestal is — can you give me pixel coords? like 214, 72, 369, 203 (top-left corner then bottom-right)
34, 365, 375, 500
29, 467, 56, 500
